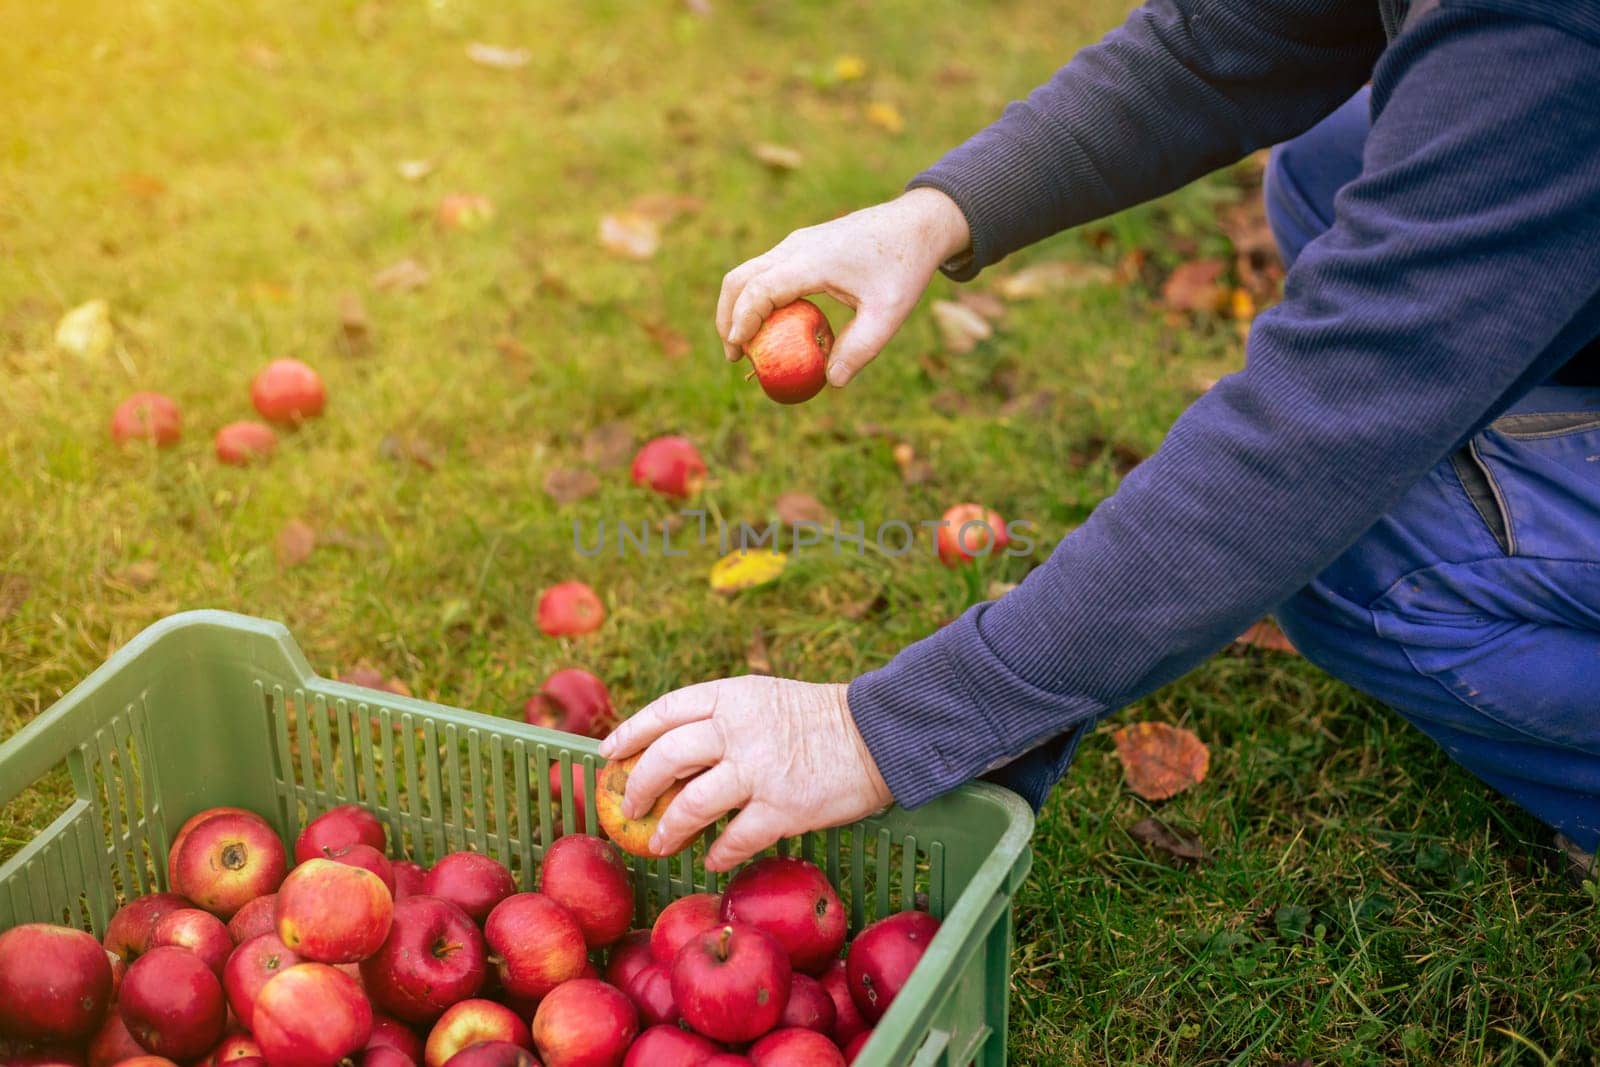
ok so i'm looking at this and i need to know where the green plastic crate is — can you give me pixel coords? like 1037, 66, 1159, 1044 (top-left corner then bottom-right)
0, 610, 1032, 1066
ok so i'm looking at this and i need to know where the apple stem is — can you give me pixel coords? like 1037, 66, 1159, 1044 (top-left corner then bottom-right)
717, 925, 734, 962
744, 369, 757, 382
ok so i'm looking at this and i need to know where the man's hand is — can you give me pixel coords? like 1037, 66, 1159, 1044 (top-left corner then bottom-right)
598, 677, 893, 871
717, 188, 970, 387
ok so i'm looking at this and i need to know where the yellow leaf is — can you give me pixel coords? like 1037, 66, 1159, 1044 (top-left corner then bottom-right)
709, 548, 788, 595
1229, 288, 1256, 321
54, 300, 112, 358
832, 54, 867, 81
864, 101, 905, 134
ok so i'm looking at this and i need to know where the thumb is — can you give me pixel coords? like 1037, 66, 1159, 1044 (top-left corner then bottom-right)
826, 305, 903, 387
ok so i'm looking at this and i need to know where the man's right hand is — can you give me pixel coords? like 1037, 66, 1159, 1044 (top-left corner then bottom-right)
716, 187, 971, 388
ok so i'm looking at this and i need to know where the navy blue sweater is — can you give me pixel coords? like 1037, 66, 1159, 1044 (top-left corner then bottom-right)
848, 1, 1600, 811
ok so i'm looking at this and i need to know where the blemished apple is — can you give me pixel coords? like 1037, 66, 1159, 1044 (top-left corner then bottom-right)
630, 436, 706, 499
222, 933, 301, 1031
87, 1011, 145, 1067
523, 668, 614, 738
251, 358, 326, 423
649, 892, 722, 964
536, 581, 606, 638
226, 894, 278, 945
530, 978, 638, 1067
594, 753, 685, 858
935, 502, 1009, 567
818, 959, 868, 1048
538, 833, 634, 949
437, 193, 495, 231
392, 861, 429, 901
846, 909, 941, 1023
172, 812, 289, 919
168, 807, 270, 889
669, 923, 792, 1045
0, 923, 113, 1044
111, 392, 182, 447
748, 1027, 847, 1066
440, 1040, 536, 1067
276, 857, 394, 963
327, 842, 398, 894
106, 951, 125, 1002
360, 895, 486, 1024
295, 803, 389, 864
619, 961, 679, 1027
149, 909, 233, 977
196, 1030, 262, 1066
253, 963, 372, 1067
842, 1029, 873, 1063
119, 946, 226, 1061
779, 973, 836, 1034
213, 421, 278, 466
483, 893, 588, 1001
720, 856, 845, 976
620, 1025, 721, 1067
423, 999, 531, 1067
742, 298, 834, 405
103, 892, 188, 965
602, 930, 653, 989
422, 852, 518, 925
366, 1012, 426, 1063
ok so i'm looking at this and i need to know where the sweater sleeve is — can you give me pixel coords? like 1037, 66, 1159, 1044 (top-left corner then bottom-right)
908, 0, 1385, 279
852, 8, 1600, 810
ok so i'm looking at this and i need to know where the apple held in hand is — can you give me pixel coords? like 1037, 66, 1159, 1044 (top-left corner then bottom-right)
119, 946, 226, 1061
524, 668, 614, 739
0, 924, 113, 1044
846, 909, 941, 1023
935, 503, 1009, 567
251, 358, 326, 423
360, 895, 486, 1024
276, 857, 394, 963
111, 393, 181, 448
670, 923, 791, 1045
743, 298, 833, 405
252, 963, 372, 1067
530, 978, 637, 1067
630, 436, 706, 499
537, 581, 606, 638
720, 856, 845, 976
594, 753, 686, 858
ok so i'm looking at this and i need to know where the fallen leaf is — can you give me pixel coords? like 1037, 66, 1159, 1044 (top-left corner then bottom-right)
119, 173, 166, 200
639, 319, 691, 360
396, 158, 435, 182
1235, 617, 1298, 655
1161, 259, 1231, 315
371, 258, 432, 292
437, 193, 495, 231
465, 42, 531, 70
930, 300, 993, 354
746, 626, 774, 674
241, 42, 282, 71
276, 519, 317, 567
994, 261, 1115, 301
1112, 722, 1210, 801
598, 212, 660, 260
1128, 816, 1211, 864
1218, 199, 1277, 261
628, 193, 704, 225
581, 421, 634, 469
338, 292, 370, 351
1229, 288, 1255, 321
955, 290, 1007, 322
929, 391, 972, 416
543, 467, 600, 505
774, 491, 832, 527
0, 573, 31, 621
114, 561, 160, 589
495, 334, 529, 368
54, 300, 112, 358
380, 434, 440, 470
864, 101, 905, 134
709, 547, 788, 595
832, 54, 867, 81
839, 593, 888, 620
891, 441, 934, 486
750, 142, 803, 171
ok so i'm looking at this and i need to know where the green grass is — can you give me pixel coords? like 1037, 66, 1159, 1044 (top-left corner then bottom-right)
1, 1, 1596, 1063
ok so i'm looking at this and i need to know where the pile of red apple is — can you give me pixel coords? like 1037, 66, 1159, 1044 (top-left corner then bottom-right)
0, 800, 938, 1067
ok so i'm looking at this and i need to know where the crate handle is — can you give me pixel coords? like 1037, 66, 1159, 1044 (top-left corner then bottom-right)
910, 1028, 952, 1066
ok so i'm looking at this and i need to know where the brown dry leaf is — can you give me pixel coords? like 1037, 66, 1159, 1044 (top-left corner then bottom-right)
774, 491, 833, 527
581, 421, 635, 469
598, 212, 660, 260
543, 467, 600, 505
1128, 816, 1211, 864
1235, 617, 1298, 655
629, 193, 705, 225
119, 173, 166, 201
0, 573, 31, 622
839, 593, 888, 620
955, 290, 1007, 322
930, 300, 993, 354
640, 319, 691, 360
371, 258, 432, 292
276, 519, 317, 568
746, 627, 774, 675
1112, 721, 1210, 801
864, 101, 906, 134
338, 292, 370, 351
380, 434, 440, 470
1161, 259, 1231, 315
750, 142, 804, 171
114, 561, 160, 589
891, 441, 934, 486
994, 261, 1115, 301
465, 42, 531, 70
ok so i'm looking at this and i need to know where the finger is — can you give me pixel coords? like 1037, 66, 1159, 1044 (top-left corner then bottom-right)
600, 681, 721, 760
622, 719, 725, 820
705, 804, 785, 872
649, 761, 748, 856
717, 257, 770, 361
826, 305, 904, 387
726, 262, 827, 349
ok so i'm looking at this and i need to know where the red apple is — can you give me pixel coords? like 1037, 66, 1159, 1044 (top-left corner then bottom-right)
104, 893, 189, 965
364, 1049, 419, 1067
649, 892, 722, 965
214, 421, 277, 465
422, 852, 518, 925
842, 1030, 872, 1063
0, 924, 112, 1044
361, 896, 486, 1024
704, 1057, 754, 1066
630, 436, 705, 499
602, 930, 653, 989
619, 961, 678, 1027
742, 298, 833, 405
483, 893, 587, 1001
530, 978, 637, 1067
3, 1049, 85, 1067
107, 1058, 180, 1067
111, 393, 182, 447
547, 764, 587, 820
119, 946, 225, 1060
538, 834, 633, 949
88, 1011, 145, 1067
393, 861, 430, 901
441, 1042, 536, 1067
251, 358, 326, 423
276, 858, 394, 963
253, 963, 372, 1067
366, 1013, 426, 1063
328, 843, 398, 894
670, 923, 791, 1045
173, 813, 288, 919
222, 933, 301, 1031
295, 803, 388, 864
537, 582, 605, 638
846, 910, 940, 1023
150, 909, 232, 977
197, 1030, 262, 1066
168, 808, 270, 890
437, 194, 495, 232
620, 1025, 721, 1067
748, 1028, 846, 1066
423, 1000, 530, 1067
226, 894, 278, 944
935, 503, 1009, 567
779, 973, 836, 1034
818, 960, 867, 1048
720, 856, 845, 976
523, 669, 614, 738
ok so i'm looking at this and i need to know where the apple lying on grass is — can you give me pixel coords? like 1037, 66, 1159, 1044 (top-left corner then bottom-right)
524, 667, 614, 738
742, 297, 834, 405
214, 421, 278, 466
537, 581, 606, 638
111, 392, 182, 448
935, 502, 1009, 567
631, 435, 706, 499
251, 358, 326, 423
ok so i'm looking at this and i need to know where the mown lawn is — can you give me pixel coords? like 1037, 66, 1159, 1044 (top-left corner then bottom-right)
2, 2, 1596, 1064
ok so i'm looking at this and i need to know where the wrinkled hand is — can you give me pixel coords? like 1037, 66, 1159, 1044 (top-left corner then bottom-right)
717, 187, 970, 387
598, 677, 893, 870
